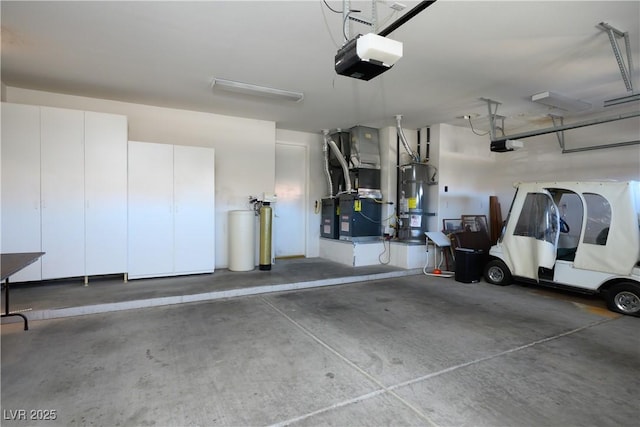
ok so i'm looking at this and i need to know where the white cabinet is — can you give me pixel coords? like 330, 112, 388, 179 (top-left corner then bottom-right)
85, 112, 128, 276
128, 141, 175, 278
1, 103, 42, 282
128, 141, 215, 279
1, 103, 128, 282
174, 145, 216, 274
40, 107, 85, 279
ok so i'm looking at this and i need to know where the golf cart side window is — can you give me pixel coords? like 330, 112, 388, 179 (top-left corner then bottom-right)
583, 193, 611, 245
513, 193, 557, 244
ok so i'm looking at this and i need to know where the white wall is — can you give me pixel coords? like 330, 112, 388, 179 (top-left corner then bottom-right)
5, 87, 276, 268
6, 86, 637, 269
491, 119, 640, 218
378, 123, 495, 236
387, 120, 639, 239
435, 123, 495, 230
426, 119, 640, 232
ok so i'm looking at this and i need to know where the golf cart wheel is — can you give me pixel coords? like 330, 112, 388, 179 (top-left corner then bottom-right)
484, 259, 512, 286
605, 282, 640, 317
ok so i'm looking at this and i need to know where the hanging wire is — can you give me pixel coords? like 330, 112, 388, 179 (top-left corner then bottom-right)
468, 116, 490, 136
321, 0, 361, 42
320, 1, 341, 48
343, 9, 362, 42
358, 210, 395, 224
323, 0, 342, 14
378, 238, 391, 265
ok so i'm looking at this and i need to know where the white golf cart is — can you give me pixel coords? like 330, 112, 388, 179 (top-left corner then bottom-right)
484, 181, 640, 317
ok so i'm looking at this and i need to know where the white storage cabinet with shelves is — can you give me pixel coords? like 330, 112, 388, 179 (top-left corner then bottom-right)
1, 103, 128, 282
127, 141, 215, 279
84, 111, 128, 277
40, 107, 85, 279
1, 103, 42, 281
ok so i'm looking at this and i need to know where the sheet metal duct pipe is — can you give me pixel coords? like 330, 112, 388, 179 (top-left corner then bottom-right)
490, 110, 640, 148
378, 1, 437, 37
321, 130, 335, 197
323, 130, 353, 193
396, 115, 420, 162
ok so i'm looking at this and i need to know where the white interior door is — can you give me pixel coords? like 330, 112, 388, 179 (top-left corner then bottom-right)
274, 143, 306, 258
173, 145, 215, 274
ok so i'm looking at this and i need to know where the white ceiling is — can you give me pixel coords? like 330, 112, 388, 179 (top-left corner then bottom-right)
2, 1, 639, 134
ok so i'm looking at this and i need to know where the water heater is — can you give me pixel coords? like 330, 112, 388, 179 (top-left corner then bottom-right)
397, 163, 432, 243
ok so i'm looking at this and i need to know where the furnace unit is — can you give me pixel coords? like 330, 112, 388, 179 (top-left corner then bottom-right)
338, 194, 382, 241
320, 198, 340, 239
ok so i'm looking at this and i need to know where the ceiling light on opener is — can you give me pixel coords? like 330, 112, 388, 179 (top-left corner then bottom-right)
211, 78, 304, 102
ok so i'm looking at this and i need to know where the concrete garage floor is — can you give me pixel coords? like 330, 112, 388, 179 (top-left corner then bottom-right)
2, 258, 639, 426
0, 258, 418, 320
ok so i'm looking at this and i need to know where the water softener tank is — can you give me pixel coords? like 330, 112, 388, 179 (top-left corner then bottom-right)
398, 163, 430, 243
228, 210, 255, 271
259, 203, 273, 270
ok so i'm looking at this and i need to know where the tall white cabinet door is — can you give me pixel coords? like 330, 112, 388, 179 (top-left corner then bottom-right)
84, 112, 128, 276
173, 145, 215, 274
1, 103, 42, 282
128, 141, 174, 279
40, 107, 85, 280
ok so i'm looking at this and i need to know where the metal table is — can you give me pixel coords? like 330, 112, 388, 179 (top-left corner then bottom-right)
1, 252, 45, 331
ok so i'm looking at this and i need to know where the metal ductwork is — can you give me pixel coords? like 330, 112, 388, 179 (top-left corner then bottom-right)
321, 130, 334, 198
396, 115, 419, 163
323, 129, 352, 194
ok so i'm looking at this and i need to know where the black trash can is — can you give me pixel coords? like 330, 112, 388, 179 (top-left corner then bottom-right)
455, 248, 484, 283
